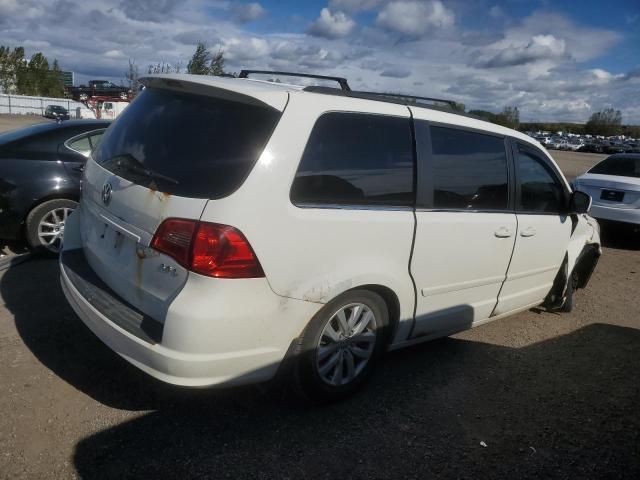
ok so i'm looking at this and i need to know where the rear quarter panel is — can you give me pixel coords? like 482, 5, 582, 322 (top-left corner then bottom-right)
0, 158, 76, 238
198, 93, 417, 343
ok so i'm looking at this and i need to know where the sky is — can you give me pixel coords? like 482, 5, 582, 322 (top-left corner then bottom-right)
0, 0, 639, 123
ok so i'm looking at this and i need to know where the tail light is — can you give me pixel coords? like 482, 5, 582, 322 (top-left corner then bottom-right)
151, 219, 264, 279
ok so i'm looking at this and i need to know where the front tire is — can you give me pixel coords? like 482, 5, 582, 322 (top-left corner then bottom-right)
560, 270, 577, 312
25, 199, 77, 255
293, 289, 388, 403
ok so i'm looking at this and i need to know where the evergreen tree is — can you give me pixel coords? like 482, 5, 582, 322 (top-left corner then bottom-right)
209, 49, 225, 76
43, 59, 65, 97
187, 42, 210, 75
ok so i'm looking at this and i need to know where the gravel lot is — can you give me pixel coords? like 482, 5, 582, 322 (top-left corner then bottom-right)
0, 114, 638, 479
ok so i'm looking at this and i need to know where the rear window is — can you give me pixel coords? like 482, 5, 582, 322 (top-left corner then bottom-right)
588, 156, 640, 178
93, 88, 281, 198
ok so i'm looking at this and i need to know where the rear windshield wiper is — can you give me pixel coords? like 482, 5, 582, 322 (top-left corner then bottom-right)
105, 154, 180, 185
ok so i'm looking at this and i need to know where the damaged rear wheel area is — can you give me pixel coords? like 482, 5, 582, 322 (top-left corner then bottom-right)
545, 245, 601, 312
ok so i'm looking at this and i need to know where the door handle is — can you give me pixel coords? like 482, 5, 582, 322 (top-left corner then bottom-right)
520, 226, 537, 237
494, 227, 512, 238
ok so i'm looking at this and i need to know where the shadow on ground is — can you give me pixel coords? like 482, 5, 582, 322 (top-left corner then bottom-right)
599, 221, 640, 251
1, 258, 639, 478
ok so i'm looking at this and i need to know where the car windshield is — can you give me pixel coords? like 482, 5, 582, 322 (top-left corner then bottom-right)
588, 156, 640, 178
93, 88, 282, 198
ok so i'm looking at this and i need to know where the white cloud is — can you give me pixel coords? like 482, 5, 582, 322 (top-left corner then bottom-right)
231, 2, 266, 24
376, 0, 454, 37
118, 0, 182, 23
0, 0, 19, 15
329, 0, 384, 12
477, 34, 567, 68
307, 8, 356, 39
0, 1, 636, 123
381, 67, 412, 78
224, 37, 270, 61
104, 49, 126, 59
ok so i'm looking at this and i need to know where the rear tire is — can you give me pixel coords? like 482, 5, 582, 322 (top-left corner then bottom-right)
25, 199, 77, 256
293, 289, 388, 403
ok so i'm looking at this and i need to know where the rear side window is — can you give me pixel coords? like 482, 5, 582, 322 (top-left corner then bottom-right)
588, 156, 640, 178
430, 126, 509, 211
516, 146, 566, 213
93, 88, 281, 198
291, 113, 414, 206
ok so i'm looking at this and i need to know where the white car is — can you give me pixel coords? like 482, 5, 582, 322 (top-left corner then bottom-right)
59, 72, 601, 401
573, 154, 640, 226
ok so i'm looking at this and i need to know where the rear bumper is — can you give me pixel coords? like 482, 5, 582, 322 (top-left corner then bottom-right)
590, 204, 640, 225
60, 247, 321, 387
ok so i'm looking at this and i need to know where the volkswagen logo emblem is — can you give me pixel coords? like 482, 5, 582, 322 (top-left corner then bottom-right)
102, 182, 112, 205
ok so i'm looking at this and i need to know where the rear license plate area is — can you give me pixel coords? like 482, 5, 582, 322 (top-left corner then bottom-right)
600, 189, 624, 202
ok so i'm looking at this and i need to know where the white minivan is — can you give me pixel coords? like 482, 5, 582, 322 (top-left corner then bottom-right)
60, 72, 601, 401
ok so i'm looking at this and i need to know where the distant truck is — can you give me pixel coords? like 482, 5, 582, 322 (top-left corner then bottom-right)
66, 80, 130, 101
82, 97, 129, 120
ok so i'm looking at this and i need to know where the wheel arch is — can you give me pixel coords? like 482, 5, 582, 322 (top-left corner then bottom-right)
24, 191, 79, 223
340, 284, 401, 347
22, 193, 79, 241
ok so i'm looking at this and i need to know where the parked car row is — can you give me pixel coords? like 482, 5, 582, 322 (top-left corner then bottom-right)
530, 132, 640, 154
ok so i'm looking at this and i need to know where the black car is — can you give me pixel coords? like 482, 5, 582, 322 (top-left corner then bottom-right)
44, 104, 70, 121
0, 120, 110, 253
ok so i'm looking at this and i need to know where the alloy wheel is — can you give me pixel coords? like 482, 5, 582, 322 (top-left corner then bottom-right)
37, 207, 73, 253
316, 303, 377, 386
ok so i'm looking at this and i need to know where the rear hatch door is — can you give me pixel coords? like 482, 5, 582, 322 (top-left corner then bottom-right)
79, 79, 285, 322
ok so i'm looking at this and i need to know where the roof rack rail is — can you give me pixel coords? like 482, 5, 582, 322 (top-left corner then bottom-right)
238, 70, 351, 91
303, 86, 462, 113
355, 91, 458, 110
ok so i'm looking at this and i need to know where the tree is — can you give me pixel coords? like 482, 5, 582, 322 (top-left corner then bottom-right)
43, 59, 65, 97
125, 58, 139, 92
147, 61, 180, 74
187, 42, 226, 76
468, 109, 498, 123
187, 42, 210, 75
585, 108, 622, 137
209, 49, 225, 76
494, 106, 520, 129
0, 46, 25, 94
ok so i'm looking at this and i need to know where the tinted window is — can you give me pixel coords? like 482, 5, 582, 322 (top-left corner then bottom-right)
588, 155, 640, 178
516, 146, 565, 213
67, 134, 92, 156
291, 113, 413, 206
430, 126, 508, 210
93, 88, 281, 198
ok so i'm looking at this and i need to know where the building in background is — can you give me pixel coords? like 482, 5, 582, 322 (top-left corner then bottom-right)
58, 70, 74, 87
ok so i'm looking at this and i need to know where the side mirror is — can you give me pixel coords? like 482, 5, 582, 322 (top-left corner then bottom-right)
569, 190, 592, 214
